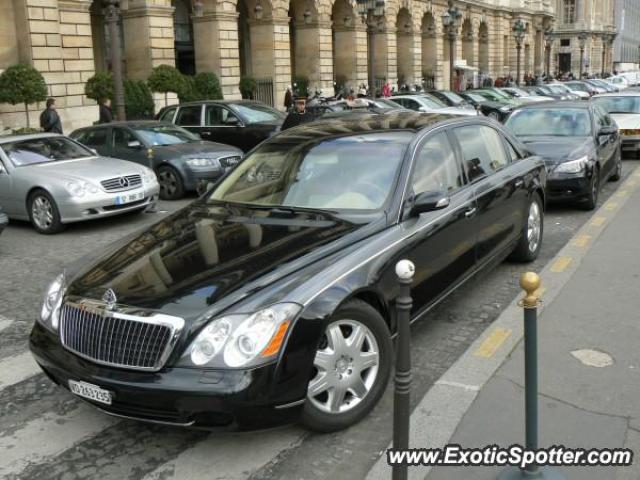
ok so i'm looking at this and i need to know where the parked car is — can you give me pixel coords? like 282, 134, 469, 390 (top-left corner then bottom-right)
543, 83, 582, 100
500, 87, 554, 103
585, 79, 618, 93
592, 92, 640, 157
606, 75, 630, 90
505, 102, 621, 209
0, 206, 7, 235
30, 113, 546, 432
0, 134, 159, 234
392, 94, 479, 116
425, 90, 476, 110
458, 91, 513, 121
157, 100, 285, 153
564, 81, 597, 98
471, 88, 524, 106
521, 85, 566, 101
71, 122, 243, 200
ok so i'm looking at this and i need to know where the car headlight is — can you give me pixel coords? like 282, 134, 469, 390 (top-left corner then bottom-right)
39, 273, 65, 332
555, 156, 589, 174
141, 170, 156, 185
179, 303, 302, 368
186, 158, 220, 168
65, 180, 99, 197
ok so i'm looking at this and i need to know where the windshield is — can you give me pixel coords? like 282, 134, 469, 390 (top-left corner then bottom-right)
593, 96, 640, 114
209, 132, 412, 211
548, 84, 570, 94
475, 90, 508, 102
230, 104, 284, 124
439, 91, 465, 103
465, 93, 486, 103
421, 94, 447, 108
2, 136, 93, 167
372, 98, 402, 108
505, 108, 592, 137
134, 125, 198, 146
566, 82, 588, 92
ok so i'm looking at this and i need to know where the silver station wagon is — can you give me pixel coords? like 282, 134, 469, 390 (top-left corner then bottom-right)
0, 134, 160, 234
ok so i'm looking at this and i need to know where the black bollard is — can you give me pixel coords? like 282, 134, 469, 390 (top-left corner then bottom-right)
392, 259, 415, 480
498, 273, 565, 480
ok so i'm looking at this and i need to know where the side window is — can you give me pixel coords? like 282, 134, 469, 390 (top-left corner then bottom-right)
205, 105, 239, 126
113, 128, 135, 148
593, 108, 605, 128
160, 107, 177, 123
595, 106, 612, 126
412, 132, 463, 195
406, 99, 420, 111
80, 129, 108, 147
506, 141, 520, 162
453, 125, 509, 182
175, 105, 202, 126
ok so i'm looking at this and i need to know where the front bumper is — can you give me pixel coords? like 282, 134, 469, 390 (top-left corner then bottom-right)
182, 166, 233, 192
0, 212, 7, 235
545, 171, 591, 201
58, 184, 160, 223
620, 135, 640, 153
29, 322, 305, 431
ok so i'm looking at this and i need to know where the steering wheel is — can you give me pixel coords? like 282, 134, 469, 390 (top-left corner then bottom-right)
351, 181, 388, 204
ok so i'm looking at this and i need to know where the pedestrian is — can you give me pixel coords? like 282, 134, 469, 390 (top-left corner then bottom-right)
281, 98, 315, 130
381, 80, 391, 98
284, 86, 293, 111
39, 98, 63, 134
358, 84, 367, 97
98, 98, 114, 124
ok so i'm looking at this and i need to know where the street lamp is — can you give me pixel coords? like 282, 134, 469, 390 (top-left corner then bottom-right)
104, 0, 125, 121
512, 18, 526, 86
441, 0, 461, 91
544, 26, 554, 79
578, 31, 588, 78
356, 0, 385, 96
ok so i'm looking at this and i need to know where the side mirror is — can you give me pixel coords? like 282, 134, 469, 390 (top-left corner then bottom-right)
411, 191, 450, 216
127, 140, 142, 149
225, 116, 240, 126
598, 126, 617, 136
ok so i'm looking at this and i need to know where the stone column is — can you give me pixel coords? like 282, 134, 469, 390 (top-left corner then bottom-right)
333, 20, 362, 89
121, 0, 175, 80
291, 19, 332, 92
354, 23, 368, 88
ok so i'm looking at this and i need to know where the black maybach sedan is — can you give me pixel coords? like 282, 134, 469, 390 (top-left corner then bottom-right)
30, 112, 546, 432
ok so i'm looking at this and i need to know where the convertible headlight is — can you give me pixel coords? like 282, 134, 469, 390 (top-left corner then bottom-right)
65, 180, 98, 197
39, 273, 65, 332
186, 158, 219, 168
180, 303, 302, 368
555, 156, 589, 174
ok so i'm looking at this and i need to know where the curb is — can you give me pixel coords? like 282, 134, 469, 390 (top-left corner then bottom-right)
366, 167, 640, 480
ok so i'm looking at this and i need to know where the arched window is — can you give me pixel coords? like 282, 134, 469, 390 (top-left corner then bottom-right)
563, 0, 576, 23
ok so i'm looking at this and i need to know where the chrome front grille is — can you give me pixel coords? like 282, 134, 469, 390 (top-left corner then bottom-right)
60, 302, 184, 371
101, 175, 142, 192
219, 155, 242, 168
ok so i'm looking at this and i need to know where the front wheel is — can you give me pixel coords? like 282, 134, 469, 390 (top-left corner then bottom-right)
510, 193, 543, 263
582, 167, 600, 210
301, 300, 392, 432
28, 190, 64, 234
156, 165, 185, 200
609, 148, 622, 182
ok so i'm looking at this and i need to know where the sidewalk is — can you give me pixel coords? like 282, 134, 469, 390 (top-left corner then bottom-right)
426, 173, 640, 479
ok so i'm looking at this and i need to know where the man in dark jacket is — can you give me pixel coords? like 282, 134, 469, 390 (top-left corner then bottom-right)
98, 98, 114, 124
39, 98, 63, 134
281, 98, 315, 130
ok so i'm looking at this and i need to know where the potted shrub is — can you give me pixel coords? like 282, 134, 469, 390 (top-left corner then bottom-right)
194, 72, 223, 100
0, 64, 48, 128
147, 65, 187, 107
239, 76, 257, 100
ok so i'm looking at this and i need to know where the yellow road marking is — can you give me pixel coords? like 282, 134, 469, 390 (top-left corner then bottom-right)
604, 202, 618, 211
572, 235, 591, 248
551, 256, 572, 273
590, 216, 606, 227
474, 328, 512, 358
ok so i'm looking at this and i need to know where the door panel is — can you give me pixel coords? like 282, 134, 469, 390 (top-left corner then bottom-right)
201, 105, 244, 148
111, 127, 149, 166
0, 161, 17, 215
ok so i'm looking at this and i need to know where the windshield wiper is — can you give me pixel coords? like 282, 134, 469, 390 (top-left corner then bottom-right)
244, 204, 339, 216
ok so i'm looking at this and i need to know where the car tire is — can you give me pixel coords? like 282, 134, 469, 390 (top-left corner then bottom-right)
156, 165, 185, 200
28, 189, 65, 235
609, 148, 622, 182
582, 167, 600, 210
509, 192, 543, 263
301, 299, 392, 432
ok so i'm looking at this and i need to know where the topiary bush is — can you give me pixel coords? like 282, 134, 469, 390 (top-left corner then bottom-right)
124, 79, 154, 120
178, 75, 199, 102
0, 64, 48, 128
147, 65, 186, 106
194, 72, 223, 100
85, 72, 114, 103
239, 76, 257, 100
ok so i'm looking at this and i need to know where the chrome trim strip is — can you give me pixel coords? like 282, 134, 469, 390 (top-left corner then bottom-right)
274, 398, 306, 410
96, 407, 195, 427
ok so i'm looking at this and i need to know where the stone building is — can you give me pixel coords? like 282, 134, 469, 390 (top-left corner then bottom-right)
612, 0, 640, 71
0, 0, 566, 131
550, 0, 617, 76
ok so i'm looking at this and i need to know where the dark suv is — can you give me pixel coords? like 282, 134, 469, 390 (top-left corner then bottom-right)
157, 100, 285, 152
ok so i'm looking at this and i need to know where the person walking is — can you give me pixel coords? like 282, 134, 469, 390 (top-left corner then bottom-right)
39, 98, 63, 134
98, 98, 114, 124
284, 86, 293, 111
381, 81, 391, 98
281, 98, 315, 130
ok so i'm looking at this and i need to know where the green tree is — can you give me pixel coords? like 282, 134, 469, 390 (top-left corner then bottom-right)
194, 72, 223, 100
0, 64, 48, 128
124, 80, 155, 120
84, 72, 114, 103
239, 76, 257, 99
147, 65, 186, 107
178, 75, 199, 103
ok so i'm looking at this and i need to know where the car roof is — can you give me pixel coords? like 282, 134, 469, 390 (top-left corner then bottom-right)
170, 100, 266, 107
268, 112, 490, 144
72, 121, 176, 133
593, 91, 640, 97
0, 132, 64, 144
512, 101, 589, 111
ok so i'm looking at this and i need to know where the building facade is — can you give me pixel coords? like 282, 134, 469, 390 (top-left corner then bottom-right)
549, 0, 617, 77
0, 0, 585, 132
612, 0, 640, 71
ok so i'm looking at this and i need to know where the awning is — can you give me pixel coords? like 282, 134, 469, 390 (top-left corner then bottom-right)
454, 64, 479, 72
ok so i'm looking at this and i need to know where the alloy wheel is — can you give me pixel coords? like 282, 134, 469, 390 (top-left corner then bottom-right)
158, 168, 178, 198
307, 320, 379, 414
527, 201, 541, 253
32, 196, 54, 230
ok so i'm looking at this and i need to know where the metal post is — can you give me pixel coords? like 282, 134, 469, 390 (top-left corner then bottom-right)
516, 43, 521, 86
449, 35, 455, 91
104, 0, 126, 121
580, 47, 585, 78
392, 259, 415, 480
497, 273, 566, 480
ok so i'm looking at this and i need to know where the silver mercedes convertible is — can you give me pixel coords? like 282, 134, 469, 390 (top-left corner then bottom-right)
0, 134, 160, 234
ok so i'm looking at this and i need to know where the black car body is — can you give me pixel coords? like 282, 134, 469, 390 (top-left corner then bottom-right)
31, 113, 546, 432
157, 100, 285, 153
505, 102, 621, 209
0, 206, 7, 235
71, 122, 243, 200
458, 91, 512, 121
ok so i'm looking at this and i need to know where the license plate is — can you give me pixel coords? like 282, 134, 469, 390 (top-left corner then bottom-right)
68, 380, 112, 405
115, 191, 144, 205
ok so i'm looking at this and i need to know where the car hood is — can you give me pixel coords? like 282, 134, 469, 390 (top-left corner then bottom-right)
610, 113, 640, 129
152, 141, 242, 157
28, 156, 148, 181
517, 136, 594, 164
65, 202, 371, 320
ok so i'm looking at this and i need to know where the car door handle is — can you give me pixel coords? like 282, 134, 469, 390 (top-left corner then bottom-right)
514, 179, 524, 188
464, 207, 477, 218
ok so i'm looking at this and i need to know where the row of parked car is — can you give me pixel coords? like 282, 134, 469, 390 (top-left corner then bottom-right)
1, 80, 638, 234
